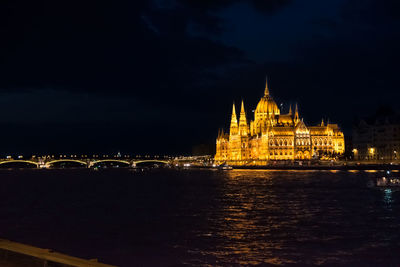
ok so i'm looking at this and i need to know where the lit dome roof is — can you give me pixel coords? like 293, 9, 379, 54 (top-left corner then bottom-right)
255, 79, 280, 115
256, 97, 279, 114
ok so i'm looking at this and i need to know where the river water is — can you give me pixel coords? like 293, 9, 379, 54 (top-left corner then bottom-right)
0, 169, 399, 266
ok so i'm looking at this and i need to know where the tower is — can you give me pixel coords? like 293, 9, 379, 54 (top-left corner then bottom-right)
230, 103, 238, 136
238, 100, 248, 136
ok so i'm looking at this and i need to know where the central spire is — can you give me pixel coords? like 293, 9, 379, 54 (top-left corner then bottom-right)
264, 76, 269, 97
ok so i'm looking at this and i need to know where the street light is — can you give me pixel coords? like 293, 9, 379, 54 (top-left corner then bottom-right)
369, 147, 375, 160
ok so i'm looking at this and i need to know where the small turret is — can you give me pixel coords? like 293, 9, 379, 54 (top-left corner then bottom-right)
321, 119, 324, 127
294, 103, 300, 124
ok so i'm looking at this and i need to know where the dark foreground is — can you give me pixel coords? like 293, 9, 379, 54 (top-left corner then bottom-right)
0, 169, 399, 266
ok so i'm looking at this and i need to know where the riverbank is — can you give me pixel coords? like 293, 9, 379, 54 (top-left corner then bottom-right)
231, 164, 400, 170
189, 163, 400, 171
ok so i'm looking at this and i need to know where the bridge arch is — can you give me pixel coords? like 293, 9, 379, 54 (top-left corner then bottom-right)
0, 160, 39, 167
45, 159, 88, 168
133, 160, 169, 166
89, 159, 131, 167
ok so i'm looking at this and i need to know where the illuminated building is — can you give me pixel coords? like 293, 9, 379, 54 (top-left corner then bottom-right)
353, 108, 400, 161
215, 78, 345, 165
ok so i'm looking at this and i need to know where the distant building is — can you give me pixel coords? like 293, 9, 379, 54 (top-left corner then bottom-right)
215, 78, 345, 165
353, 107, 400, 161
192, 143, 215, 156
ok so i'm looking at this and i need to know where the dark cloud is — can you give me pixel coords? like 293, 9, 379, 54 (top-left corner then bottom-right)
0, 0, 398, 154
0, 1, 247, 96
342, 0, 400, 22
176, 0, 292, 13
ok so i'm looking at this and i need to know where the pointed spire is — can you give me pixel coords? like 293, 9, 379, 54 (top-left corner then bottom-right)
231, 102, 237, 123
230, 102, 238, 136
294, 103, 300, 124
239, 100, 248, 136
264, 75, 269, 96
240, 100, 245, 114
321, 119, 324, 127
288, 105, 292, 115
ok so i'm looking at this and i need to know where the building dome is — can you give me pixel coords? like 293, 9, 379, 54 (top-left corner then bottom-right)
255, 78, 280, 116
255, 96, 280, 115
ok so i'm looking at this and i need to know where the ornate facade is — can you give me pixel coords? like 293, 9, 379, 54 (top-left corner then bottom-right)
215, 79, 345, 165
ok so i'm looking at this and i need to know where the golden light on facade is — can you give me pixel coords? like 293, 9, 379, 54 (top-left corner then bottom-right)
215, 78, 345, 165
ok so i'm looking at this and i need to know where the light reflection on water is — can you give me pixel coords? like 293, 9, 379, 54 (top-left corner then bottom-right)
384, 188, 393, 209
181, 169, 400, 266
0, 169, 399, 266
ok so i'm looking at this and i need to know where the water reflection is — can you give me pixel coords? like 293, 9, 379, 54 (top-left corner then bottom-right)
0, 169, 399, 266
383, 188, 393, 210
186, 170, 400, 266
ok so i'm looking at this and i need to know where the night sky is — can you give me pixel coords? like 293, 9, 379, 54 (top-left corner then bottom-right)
1, 0, 399, 155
